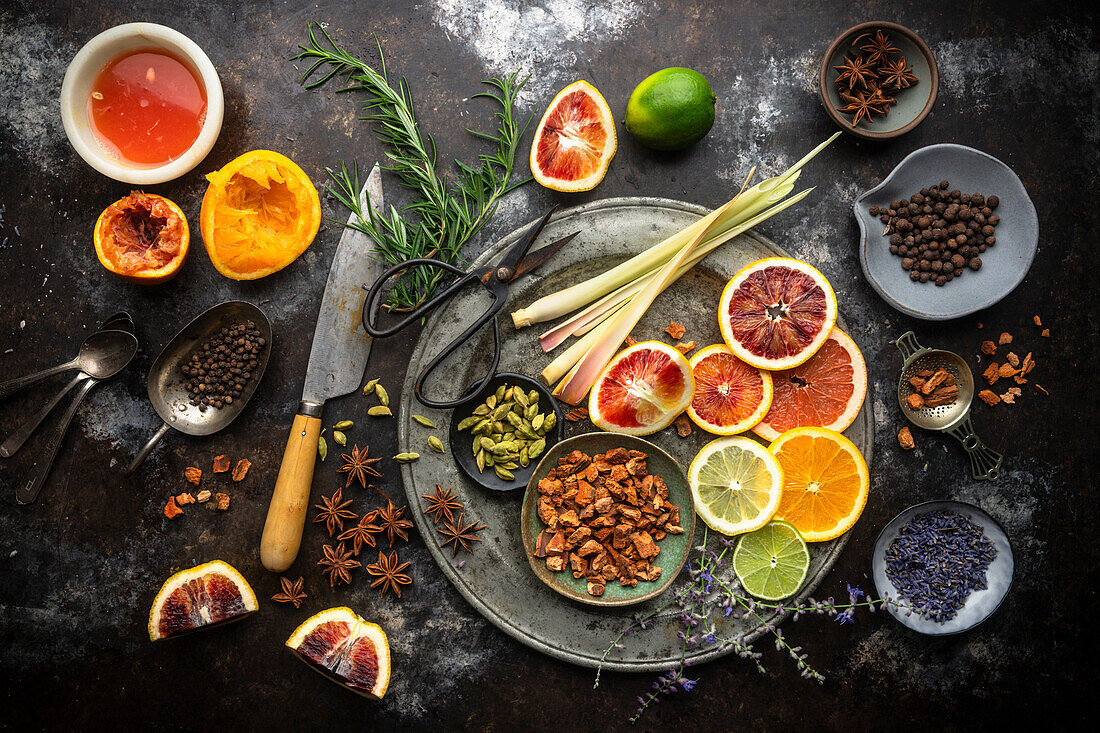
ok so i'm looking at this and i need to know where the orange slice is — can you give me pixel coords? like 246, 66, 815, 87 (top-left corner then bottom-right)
94, 192, 189, 284
719, 257, 838, 370
200, 150, 321, 280
752, 327, 868, 442
286, 607, 391, 700
588, 341, 694, 436
147, 560, 257, 641
530, 81, 616, 192
686, 344, 773, 435
768, 427, 869, 542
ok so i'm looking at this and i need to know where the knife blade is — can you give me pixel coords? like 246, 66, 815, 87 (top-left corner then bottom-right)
260, 165, 383, 573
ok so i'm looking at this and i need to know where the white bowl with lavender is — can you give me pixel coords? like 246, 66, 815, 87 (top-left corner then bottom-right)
871, 500, 1014, 635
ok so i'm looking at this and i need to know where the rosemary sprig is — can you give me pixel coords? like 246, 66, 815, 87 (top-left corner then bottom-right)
294, 23, 531, 312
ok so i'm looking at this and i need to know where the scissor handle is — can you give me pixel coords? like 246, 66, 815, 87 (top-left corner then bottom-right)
414, 315, 503, 410
362, 258, 474, 337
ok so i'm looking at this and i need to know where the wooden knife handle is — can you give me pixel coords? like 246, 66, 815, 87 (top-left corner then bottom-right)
260, 412, 322, 572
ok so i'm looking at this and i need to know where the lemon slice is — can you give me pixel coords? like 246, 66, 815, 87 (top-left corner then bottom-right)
687, 436, 783, 535
733, 520, 810, 600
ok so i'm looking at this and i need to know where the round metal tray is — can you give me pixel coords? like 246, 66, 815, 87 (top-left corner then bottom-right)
397, 197, 874, 671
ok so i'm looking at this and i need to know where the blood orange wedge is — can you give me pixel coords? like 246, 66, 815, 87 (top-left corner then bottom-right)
286, 607, 391, 700
768, 427, 869, 542
686, 344, 773, 435
752, 327, 867, 442
147, 560, 257, 641
719, 257, 837, 370
530, 81, 616, 192
588, 341, 694, 436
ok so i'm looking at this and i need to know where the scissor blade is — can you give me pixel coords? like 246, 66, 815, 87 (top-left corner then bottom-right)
511, 230, 580, 281
496, 205, 560, 274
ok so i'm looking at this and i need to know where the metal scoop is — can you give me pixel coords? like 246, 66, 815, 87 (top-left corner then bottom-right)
126, 301, 272, 475
896, 331, 1003, 481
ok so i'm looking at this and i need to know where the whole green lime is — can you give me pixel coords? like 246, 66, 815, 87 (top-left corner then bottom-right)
624, 68, 717, 151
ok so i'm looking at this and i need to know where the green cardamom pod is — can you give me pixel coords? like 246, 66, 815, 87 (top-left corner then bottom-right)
506, 412, 523, 429
427, 436, 445, 453
393, 452, 419, 463
542, 412, 557, 433
528, 438, 545, 459
524, 404, 538, 421
333, 420, 354, 430
479, 436, 496, 452
474, 418, 492, 435
362, 378, 378, 395
484, 453, 495, 467
498, 459, 519, 469
518, 426, 538, 440
375, 384, 390, 407
493, 420, 505, 435
531, 414, 545, 432
318, 436, 328, 461
472, 404, 491, 417
486, 394, 497, 409
333, 430, 347, 446
494, 465, 515, 481
528, 389, 539, 405
368, 405, 392, 417
456, 415, 480, 431
520, 447, 530, 467
412, 414, 437, 429
491, 442, 513, 456
492, 403, 512, 421
494, 385, 506, 403
513, 389, 529, 408
476, 449, 486, 472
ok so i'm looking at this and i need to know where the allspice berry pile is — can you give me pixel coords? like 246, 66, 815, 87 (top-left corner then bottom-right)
181, 321, 267, 411
870, 181, 1001, 287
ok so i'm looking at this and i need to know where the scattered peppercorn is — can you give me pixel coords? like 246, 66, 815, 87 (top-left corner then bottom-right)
180, 321, 267, 412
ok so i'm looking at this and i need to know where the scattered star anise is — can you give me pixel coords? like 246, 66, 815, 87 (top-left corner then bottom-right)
833, 53, 878, 91
839, 88, 894, 127
438, 512, 486, 557
422, 484, 463, 525
313, 487, 357, 535
858, 29, 899, 65
318, 542, 360, 587
375, 500, 414, 545
337, 444, 384, 488
365, 550, 412, 598
337, 513, 382, 555
879, 56, 918, 90
272, 576, 307, 608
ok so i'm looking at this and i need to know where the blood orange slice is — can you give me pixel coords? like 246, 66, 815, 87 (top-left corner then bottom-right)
719, 257, 837, 370
752, 327, 868, 442
686, 344, 773, 435
530, 81, 616, 192
286, 607, 391, 700
147, 560, 257, 641
588, 341, 694, 436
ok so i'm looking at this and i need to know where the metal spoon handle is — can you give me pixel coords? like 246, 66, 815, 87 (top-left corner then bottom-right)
0, 373, 90, 458
125, 423, 171, 476
15, 377, 98, 505
0, 360, 77, 400
945, 414, 1004, 481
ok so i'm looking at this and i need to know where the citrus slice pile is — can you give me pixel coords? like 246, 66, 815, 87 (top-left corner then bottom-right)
769, 427, 869, 542
733, 520, 810, 600
719, 257, 838, 370
147, 560, 257, 641
589, 341, 695, 436
687, 436, 784, 535
200, 149, 321, 280
686, 344, 773, 435
752, 328, 867, 441
286, 607, 391, 700
94, 192, 189, 284
530, 81, 616, 192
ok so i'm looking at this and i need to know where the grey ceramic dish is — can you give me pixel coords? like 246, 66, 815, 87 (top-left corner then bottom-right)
855, 144, 1039, 320
819, 21, 938, 140
871, 500, 1014, 635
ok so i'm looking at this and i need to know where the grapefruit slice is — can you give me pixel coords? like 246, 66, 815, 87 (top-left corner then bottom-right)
768, 427, 869, 542
719, 257, 837, 370
147, 560, 257, 641
286, 607, 391, 700
588, 341, 694, 436
530, 81, 616, 192
688, 436, 784, 536
686, 344, 773, 435
752, 328, 868, 442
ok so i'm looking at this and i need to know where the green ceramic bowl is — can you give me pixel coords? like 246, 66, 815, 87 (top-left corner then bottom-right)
520, 432, 696, 608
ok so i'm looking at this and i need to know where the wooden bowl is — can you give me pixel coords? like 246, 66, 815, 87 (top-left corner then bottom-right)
819, 21, 938, 140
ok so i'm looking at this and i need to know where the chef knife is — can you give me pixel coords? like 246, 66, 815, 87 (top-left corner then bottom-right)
260, 164, 383, 572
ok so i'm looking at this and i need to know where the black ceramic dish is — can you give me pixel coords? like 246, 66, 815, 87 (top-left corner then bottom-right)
448, 372, 564, 492
871, 499, 1014, 635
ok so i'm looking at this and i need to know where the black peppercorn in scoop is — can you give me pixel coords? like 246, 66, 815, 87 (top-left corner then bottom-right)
125, 301, 272, 474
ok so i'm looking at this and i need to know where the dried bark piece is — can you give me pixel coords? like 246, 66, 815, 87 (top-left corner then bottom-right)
980, 341, 997, 356
1013, 375, 1027, 385
981, 363, 1000, 385
231, 459, 251, 482
978, 389, 1000, 406
1041, 329, 1050, 338
213, 455, 231, 473
924, 385, 958, 407
176, 493, 195, 505
897, 427, 915, 450
674, 341, 695, 355
921, 369, 949, 395
999, 387, 1021, 404
674, 413, 693, 438
164, 496, 182, 519
914, 369, 935, 378
1033, 315, 1042, 326
184, 467, 201, 485
906, 393, 925, 410
214, 493, 231, 511
908, 376, 926, 390
1005, 352, 1020, 368
565, 407, 589, 422
998, 332, 1013, 345
196, 490, 212, 503
1021, 353, 1035, 375
997, 363, 1019, 378
1035, 384, 1049, 395
665, 321, 686, 340
624, 334, 638, 347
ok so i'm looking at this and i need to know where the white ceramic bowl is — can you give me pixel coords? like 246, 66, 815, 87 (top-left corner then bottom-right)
60, 23, 224, 185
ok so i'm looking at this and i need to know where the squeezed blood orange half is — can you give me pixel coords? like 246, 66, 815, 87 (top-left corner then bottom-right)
286, 607, 391, 699
530, 81, 616, 192
589, 341, 694, 436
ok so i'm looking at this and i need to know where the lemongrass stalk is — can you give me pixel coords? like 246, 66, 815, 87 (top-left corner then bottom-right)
541, 315, 616, 384
554, 198, 740, 404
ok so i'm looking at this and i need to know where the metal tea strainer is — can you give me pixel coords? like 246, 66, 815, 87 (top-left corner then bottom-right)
896, 331, 1003, 481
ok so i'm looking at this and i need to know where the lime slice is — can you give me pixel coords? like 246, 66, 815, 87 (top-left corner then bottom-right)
687, 436, 783, 535
733, 521, 810, 601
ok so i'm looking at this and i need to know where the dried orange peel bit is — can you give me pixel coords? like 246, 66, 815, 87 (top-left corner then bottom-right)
200, 150, 321, 280
94, 192, 189, 284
